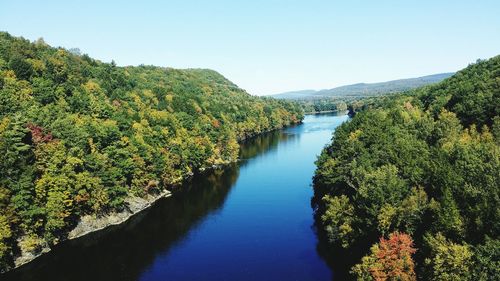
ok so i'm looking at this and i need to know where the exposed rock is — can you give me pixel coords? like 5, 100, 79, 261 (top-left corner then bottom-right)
13, 237, 50, 268
12, 189, 171, 269
68, 189, 171, 239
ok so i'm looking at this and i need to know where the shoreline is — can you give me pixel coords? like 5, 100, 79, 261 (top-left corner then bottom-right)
304, 110, 347, 115
12, 190, 172, 270
5, 120, 303, 274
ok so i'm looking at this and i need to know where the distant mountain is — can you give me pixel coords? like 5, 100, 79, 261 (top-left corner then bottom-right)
267, 89, 317, 99
270, 73, 454, 100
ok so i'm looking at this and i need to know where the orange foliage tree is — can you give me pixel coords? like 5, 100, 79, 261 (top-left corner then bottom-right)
352, 232, 417, 281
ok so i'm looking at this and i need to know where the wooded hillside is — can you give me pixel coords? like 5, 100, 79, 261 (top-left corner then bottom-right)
0, 32, 303, 271
313, 56, 499, 280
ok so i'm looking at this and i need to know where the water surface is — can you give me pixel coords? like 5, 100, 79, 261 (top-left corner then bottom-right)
5, 113, 349, 281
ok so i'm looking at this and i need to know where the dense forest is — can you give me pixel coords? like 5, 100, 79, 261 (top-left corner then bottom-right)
313, 56, 499, 280
0, 32, 303, 271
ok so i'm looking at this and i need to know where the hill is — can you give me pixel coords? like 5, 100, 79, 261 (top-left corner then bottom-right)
270, 73, 454, 100
266, 89, 317, 99
0, 32, 303, 271
313, 56, 499, 280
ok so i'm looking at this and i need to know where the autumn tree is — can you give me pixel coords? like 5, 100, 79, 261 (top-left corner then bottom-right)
352, 232, 417, 281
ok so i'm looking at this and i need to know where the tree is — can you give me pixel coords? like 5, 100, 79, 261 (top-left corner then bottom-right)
471, 238, 500, 281
0, 215, 12, 270
320, 195, 355, 248
423, 233, 473, 281
352, 232, 416, 281
9, 56, 34, 81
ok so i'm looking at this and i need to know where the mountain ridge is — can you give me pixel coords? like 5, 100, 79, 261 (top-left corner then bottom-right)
270, 72, 454, 99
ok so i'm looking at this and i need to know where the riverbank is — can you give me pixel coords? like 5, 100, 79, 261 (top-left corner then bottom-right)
304, 110, 348, 115
12, 189, 172, 269
4, 114, 348, 281
6, 120, 304, 274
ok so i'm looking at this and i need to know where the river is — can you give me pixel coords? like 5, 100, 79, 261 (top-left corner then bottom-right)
4, 112, 349, 281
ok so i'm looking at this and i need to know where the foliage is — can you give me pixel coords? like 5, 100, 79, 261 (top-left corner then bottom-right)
320, 195, 355, 248
351, 232, 416, 281
313, 56, 500, 279
0, 32, 303, 271
470, 237, 500, 281
298, 98, 348, 114
423, 233, 473, 281
0, 215, 12, 270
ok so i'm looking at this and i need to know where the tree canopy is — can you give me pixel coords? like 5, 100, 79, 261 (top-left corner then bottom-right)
0, 32, 303, 271
313, 56, 499, 280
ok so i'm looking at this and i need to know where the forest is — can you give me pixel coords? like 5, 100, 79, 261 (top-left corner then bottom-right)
313, 56, 499, 280
0, 32, 303, 271
299, 98, 349, 114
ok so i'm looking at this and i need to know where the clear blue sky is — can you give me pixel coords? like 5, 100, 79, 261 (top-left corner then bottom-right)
1, 0, 499, 95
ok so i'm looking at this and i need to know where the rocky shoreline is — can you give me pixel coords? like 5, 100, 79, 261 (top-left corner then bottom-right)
6, 120, 304, 273
12, 189, 172, 270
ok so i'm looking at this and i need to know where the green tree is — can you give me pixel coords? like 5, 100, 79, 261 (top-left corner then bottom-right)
320, 195, 355, 248
423, 233, 473, 281
9, 55, 34, 81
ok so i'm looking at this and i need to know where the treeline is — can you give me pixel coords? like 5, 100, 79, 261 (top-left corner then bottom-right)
313, 56, 499, 280
298, 98, 348, 114
297, 96, 401, 115
0, 32, 303, 271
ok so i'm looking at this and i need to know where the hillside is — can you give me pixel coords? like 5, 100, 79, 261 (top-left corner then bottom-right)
271, 73, 454, 100
0, 32, 303, 271
313, 56, 499, 280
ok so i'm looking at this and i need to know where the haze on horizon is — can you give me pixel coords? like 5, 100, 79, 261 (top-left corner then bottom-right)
1, 0, 499, 96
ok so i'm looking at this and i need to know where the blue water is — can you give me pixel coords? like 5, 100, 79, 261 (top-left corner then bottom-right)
138, 113, 348, 281
5, 113, 349, 281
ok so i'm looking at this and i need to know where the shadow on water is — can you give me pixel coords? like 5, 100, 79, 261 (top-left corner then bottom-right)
306, 112, 363, 281
4, 129, 295, 281
314, 225, 367, 281
239, 127, 299, 161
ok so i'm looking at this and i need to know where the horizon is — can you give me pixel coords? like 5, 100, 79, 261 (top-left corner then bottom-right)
1, 1, 499, 95
268, 71, 457, 95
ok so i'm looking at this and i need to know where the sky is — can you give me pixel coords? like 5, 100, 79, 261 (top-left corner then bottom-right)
1, 1, 499, 95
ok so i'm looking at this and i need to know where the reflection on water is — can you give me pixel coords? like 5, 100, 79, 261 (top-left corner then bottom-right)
4, 126, 295, 281
239, 128, 298, 161
5, 166, 239, 281
4, 112, 349, 281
